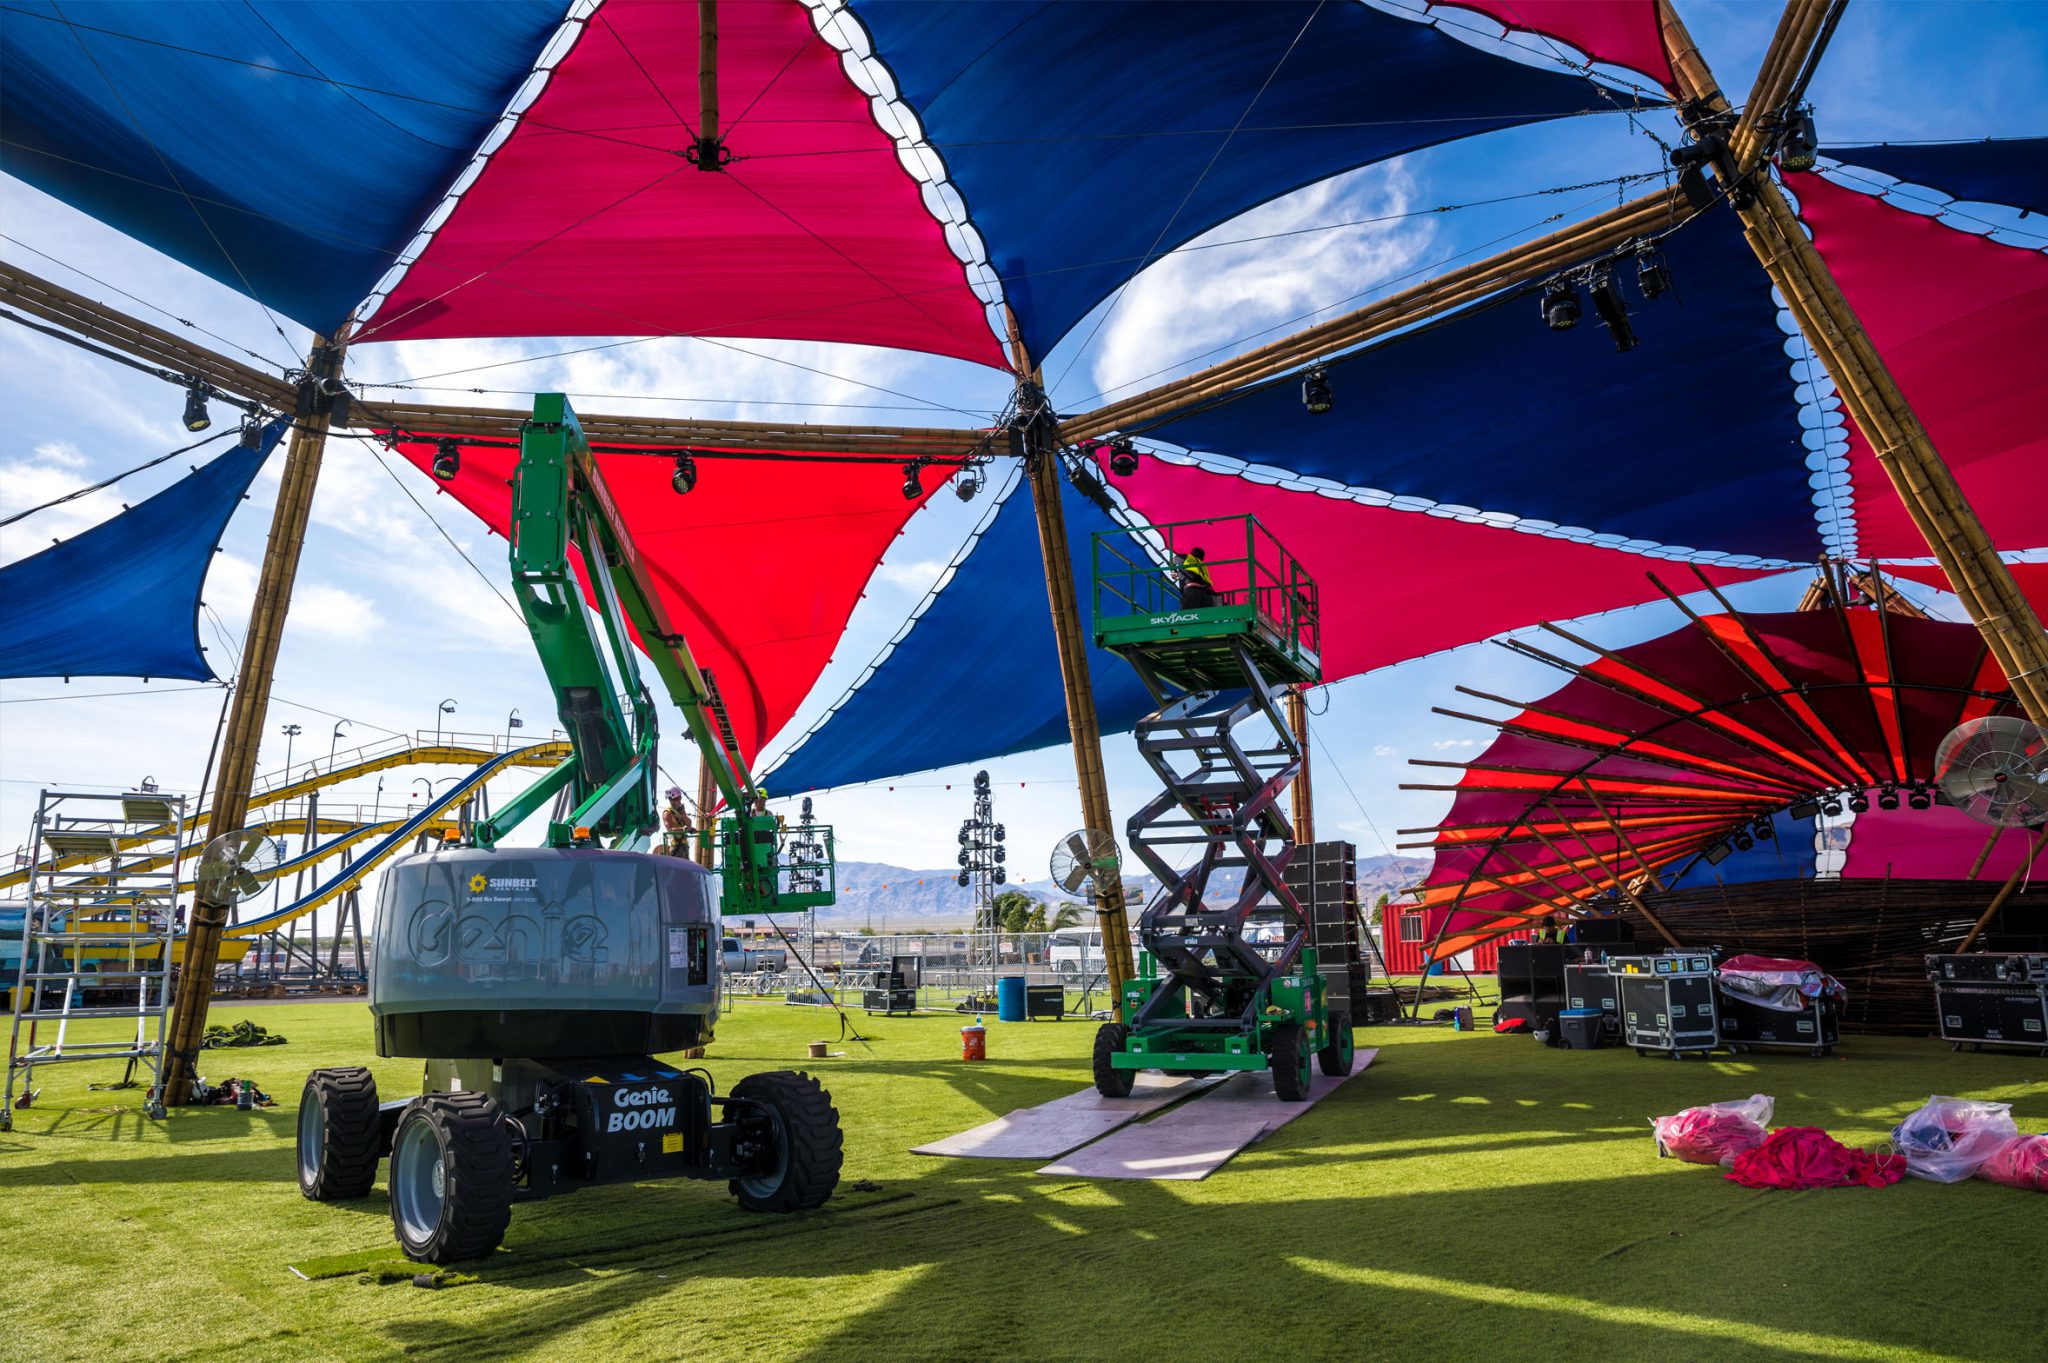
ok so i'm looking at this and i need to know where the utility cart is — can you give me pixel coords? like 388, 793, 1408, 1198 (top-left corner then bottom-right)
1087, 515, 1352, 1099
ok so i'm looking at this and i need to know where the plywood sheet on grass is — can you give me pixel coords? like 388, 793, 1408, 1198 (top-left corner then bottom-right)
911, 1074, 1224, 1159
1036, 1049, 1377, 1181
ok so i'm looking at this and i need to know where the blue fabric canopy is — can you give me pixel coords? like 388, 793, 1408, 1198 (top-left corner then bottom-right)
0, 1, 561, 330
853, 0, 1642, 362
1828, 138, 2048, 217
765, 474, 1156, 793
1130, 213, 1818, 562
0, 422, 283, 681
1660, 810, 1819, 892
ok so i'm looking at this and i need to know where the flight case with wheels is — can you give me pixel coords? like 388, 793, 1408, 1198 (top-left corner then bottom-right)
1716, 990, 1838, 1055
1611, 954, 1719, 1058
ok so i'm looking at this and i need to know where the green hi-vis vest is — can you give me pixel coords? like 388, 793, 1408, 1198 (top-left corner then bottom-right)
1180, 553, 1212, 586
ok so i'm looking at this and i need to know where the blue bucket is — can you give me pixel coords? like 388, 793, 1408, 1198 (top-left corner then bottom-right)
995, 974, 1028, 1023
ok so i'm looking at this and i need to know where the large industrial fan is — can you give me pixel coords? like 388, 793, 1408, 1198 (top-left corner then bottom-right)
1049, 828, 1120, 895
193, 828, 286, 905
1934, 716, 2048, 828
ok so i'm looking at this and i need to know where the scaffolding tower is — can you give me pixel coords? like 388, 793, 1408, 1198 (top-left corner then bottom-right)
957, 771, 1007, 985
4, 788, 187, 1129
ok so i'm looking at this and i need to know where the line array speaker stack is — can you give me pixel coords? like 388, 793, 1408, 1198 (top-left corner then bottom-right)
1285, 841, 1366, 1017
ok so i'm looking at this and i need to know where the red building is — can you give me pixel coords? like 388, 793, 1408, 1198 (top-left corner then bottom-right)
1379, 901, 1503, 976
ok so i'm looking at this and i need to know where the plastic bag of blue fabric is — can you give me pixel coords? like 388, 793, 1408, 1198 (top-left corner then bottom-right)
1891, 1095, 2018, 1183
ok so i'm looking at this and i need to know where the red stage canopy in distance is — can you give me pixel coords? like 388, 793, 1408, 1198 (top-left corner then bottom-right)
1429, 0, 1676, 89
363, 0, 1002, 366
394, 435, 939, 764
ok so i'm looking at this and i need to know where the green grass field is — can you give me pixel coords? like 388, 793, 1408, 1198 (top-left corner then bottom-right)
1, 1001, 2042, 1363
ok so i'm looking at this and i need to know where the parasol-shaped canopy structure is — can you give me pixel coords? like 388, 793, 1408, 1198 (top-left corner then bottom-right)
1405, 584, 2023, 962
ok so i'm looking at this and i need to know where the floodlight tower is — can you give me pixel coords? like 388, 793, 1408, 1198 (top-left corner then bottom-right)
955, 770, 1007, 983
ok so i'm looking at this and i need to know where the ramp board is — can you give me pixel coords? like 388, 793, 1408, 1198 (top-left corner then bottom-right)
912, 1074, 1225, 1160
1036, 1048, 1377, 1182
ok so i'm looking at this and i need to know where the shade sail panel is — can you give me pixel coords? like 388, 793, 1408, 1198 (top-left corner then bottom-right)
1829, 138, 2048, 217
854, 0, 1639, 361
1792, 172, 2048, 557
0, 1, 562, 331
1413, 610, 2020, 959
365, 0, 1001, 365
0, 424, 283, 681
1841, 805, 2048, 882
1135, 216, 1813, 560
1887, 562, 2048, 619
392, 437, 937, 764
1113, 459, 1774, 682
1430, 1, 1676, 89
763, 476, 1157, 793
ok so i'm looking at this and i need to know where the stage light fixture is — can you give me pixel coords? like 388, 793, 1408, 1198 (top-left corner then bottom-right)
670, 451, 698, 495
1779, 110, 1819, 174
1671, 138, 1721, 211
1541, 278, 1581, 331
1733, 830, 1755, 852
1821, 796, 1843, 817
1107, 436, 1140, 477
974, 770, 990, 791
1849, 791, 1870, 814
994, 823, 1006, 841
956, 871, 969, 887
1753, 817, 1775, 840
1301, 365, 1333, 415
953, 464, 985, 502
238, 418, 265, 449
1634, 240, 1671, 300
1789, 797, 1820, 821
900, 462, 923, 500
1907, 782, 1932, 810
1587, 270, 1637, 353
181, 385, 212, 433
1703, 840, 1733, 865
431, 438, 460, 481
1878, 786, 1900, 811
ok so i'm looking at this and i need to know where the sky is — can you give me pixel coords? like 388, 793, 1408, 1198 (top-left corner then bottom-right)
3, 0, 2044, 933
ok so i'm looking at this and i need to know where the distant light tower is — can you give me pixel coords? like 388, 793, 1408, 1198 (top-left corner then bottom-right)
435, 698, 457, 745
505, 707, 523, 749
280, 723, 303, 776
328, 720, 350, 768
957, 770, 1006, 981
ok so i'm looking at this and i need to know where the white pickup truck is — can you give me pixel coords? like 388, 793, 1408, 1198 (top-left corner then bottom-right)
721, 937, 787, 973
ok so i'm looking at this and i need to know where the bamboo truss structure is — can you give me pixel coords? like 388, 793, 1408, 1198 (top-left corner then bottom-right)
5, 0, 2041, 1051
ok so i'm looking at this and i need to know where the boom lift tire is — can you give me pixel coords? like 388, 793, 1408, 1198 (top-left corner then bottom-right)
728, 1071, 843, 1213
1270, 1023, 1311, 1101
1318, 1009, 1355, 1078
1092, 1023, 1135, 1098
297, 1066, 382, 1201
388, 1092, 515, 1264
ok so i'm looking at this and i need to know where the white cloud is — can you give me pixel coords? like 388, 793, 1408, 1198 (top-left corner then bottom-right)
1372, 744, 1399, 758
876, 558, 948, 593
1431, 739, 1475, 750
290, 583, 383, 642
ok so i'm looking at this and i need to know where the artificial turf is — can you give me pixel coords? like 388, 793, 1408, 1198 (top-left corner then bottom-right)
0, 999, 2041, 1363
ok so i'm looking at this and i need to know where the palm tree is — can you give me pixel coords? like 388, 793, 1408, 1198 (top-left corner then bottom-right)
1049, 904, 1084, 930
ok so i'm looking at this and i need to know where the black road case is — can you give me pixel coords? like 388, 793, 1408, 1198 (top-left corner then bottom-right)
1716, 988, 1838, 1055
1611, 954, 1719, 1058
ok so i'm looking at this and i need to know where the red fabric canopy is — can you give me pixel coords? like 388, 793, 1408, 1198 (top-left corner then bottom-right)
1429, 0, 1675, 89
363, 0, 1001, 366
1793, 173, 2048, 557
1113, 459, 1769, 682
1886, 562, 2048, 620
393, 436, 937, 764
1410, 611, 2016, 958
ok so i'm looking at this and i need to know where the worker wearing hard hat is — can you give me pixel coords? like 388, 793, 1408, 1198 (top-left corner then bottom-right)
661, 787, 694, 859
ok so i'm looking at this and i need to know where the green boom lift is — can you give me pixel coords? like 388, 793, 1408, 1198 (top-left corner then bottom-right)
294, 396, 841, 1264
1088, 514, 1352, 1100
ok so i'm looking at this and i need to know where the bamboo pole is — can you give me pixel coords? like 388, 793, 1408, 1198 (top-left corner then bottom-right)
162, 335, 345, 1105
1061, 190, 1685, 442
1658, 0, 2048, 729
1731, 0, 1830, 168
694, 755, 719, 866
1286, 686, 1313, 847
1957, 826, 2048, 951
0, 261, 983, 457
1004, 316, 1135, 994
698, 0, 720, 154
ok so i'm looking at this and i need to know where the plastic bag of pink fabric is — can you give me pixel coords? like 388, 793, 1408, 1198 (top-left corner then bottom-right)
1975, 1133, 2048, 1192
1651, 1094, 1773, 1167
1890, 1096, 2019, 1183
1727, 1126, 1905, 1190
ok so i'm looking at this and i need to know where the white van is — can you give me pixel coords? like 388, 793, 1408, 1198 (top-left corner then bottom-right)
1047, 927, 1105, 980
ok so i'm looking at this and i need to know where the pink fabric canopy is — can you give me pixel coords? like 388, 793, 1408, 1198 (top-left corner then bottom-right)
1429, 0, 1675, 89
1112, 459, 1768, 682
1887, 562, 2048, 620
1842, 805, 2048, 882
363, 0, 1001, 366
393, 435, 938, 764
1793, 173, 2048, 557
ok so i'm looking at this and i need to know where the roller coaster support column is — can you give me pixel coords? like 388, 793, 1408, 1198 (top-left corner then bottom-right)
1008, 323, 1135, 994
164, 335, 346, 1106
1658, 0, 2048, 727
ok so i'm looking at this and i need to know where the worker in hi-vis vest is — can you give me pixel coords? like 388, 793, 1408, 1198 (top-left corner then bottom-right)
1179, 546, 1216, 607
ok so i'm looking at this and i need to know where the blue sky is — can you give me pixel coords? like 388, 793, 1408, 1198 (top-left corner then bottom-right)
2, 1, 2043, 928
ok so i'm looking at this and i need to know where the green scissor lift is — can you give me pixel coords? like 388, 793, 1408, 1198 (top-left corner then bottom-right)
1090, 515, 1352, 1100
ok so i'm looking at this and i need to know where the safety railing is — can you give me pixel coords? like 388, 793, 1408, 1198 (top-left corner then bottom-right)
1092, 514, 1320, 659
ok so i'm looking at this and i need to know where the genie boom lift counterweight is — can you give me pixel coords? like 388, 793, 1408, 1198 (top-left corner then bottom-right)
295, 396, 841, 1263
